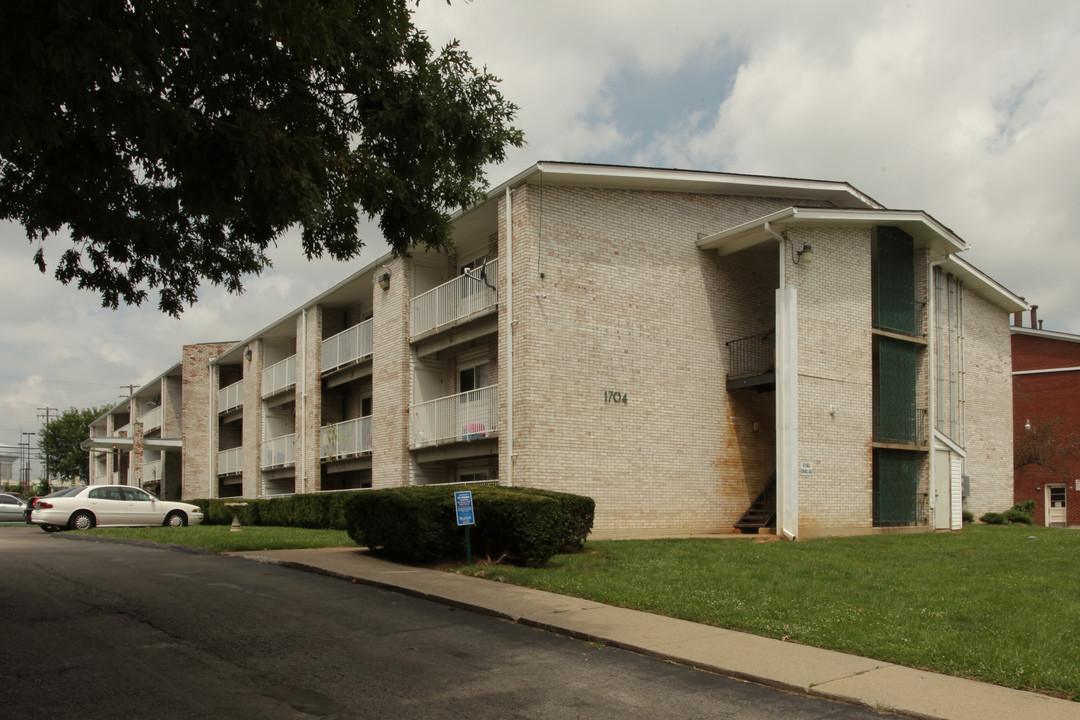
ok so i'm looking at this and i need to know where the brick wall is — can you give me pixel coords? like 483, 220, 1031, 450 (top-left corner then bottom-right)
296, 306, 323, 493
371, 255, 412, 489
180, 341, 236, 500
499, 184, 826, 531
1013, 331, 1080, 526
961, 287, 1015, 517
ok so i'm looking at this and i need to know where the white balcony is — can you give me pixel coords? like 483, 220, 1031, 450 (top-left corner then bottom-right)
262, 355, 296, 398
218, 380, 244, 413
320, 416, 372, 460
410, 384, 498, 448
411, 259, 499, 338
261, 434, 295, 469
218, 446, 243, 476
142, 459, 163, 484
139, 406, 163, 433
322, 319, 373, 373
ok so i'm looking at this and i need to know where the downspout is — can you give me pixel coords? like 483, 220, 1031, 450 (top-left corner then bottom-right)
300, 308, 307, 494
764, 222, 796, 540
505, 186, 515, 487
927, 257, 948, 525
208, 358, 214, 499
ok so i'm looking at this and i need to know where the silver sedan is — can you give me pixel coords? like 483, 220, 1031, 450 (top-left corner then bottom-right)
0, 492, 26, 522
30, 485, 204, 532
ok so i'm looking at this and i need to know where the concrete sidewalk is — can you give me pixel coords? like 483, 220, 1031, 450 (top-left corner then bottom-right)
232, 546, 1078, 720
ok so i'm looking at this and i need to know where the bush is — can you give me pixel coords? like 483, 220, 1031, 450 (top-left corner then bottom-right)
345, 485, 595, 566
962, 509, 974, 524
193, 493, 353, 530
980, 500, 1036, 526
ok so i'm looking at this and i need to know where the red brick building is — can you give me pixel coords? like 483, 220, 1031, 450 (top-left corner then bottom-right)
1012, 308, 1080, 527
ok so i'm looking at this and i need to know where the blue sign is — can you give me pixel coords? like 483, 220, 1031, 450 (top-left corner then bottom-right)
455, 490, 475, 526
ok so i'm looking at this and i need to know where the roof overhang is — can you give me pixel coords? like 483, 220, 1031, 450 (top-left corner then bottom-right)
696, 207, 969, 258
1010, 326, 1080, 343
939, 255, 1027, 314
80, 437, 183, 452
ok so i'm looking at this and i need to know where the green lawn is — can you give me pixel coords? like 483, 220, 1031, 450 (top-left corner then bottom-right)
80, 525, 355, 553
463, 525, 1080, 701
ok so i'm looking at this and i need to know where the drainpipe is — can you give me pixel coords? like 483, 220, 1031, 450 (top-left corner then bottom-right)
927, 257, 947, 525
505, 186, 515, 487
764, 221, 796, 540
300, 308, 307, 494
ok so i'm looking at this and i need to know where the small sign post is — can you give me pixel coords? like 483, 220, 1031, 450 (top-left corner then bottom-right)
455, 490, 476, 565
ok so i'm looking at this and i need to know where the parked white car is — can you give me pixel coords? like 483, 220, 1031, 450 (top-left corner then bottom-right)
30, 485, 203, 532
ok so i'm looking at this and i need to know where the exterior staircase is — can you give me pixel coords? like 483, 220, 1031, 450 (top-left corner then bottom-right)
735, 474, 776, 534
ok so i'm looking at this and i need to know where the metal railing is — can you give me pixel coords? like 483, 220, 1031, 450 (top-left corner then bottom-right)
874, 407, 928, 445
410, 259, 499, 337
410, 384, 498, 448
726, 330, 775, 378
142, 459, 162, 483
217, 447, 243, 476
139, 406, 163, 433
322, 319, 373, 373
320, 416, 373, 459
261, 433, 296, 468
218, 380, 244, 413
262, 355, 296, 398
874, 299, 926, 337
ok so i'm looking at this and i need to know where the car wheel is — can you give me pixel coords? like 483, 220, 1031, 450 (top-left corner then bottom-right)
165, 511, 187, 528
69, 511, 95, 531
41, 525, 57, 533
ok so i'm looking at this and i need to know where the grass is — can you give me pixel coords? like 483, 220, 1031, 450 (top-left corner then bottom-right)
461, 524, 1080, 701
79, 525, 356, 553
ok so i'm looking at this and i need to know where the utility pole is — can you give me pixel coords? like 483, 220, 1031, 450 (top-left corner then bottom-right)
37, 406, 57, 482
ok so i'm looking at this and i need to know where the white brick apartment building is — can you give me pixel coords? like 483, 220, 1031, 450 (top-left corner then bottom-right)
89, 163, 1026, 538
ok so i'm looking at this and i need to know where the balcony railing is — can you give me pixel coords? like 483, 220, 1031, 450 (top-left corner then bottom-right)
411, 259, 499, 337
218, 447, 243, 476
261, 434, 296, 469
410, 384, 498, 448
218, 380, 244, 413
320, 416, 372, 459
139, 406, 163, 433
262, 355, 296, 398
142, 459, 163, 483
874, 407, 928, 445
726, 330, 775, 378
874, 299, 926, 337
322, 319, 373, 373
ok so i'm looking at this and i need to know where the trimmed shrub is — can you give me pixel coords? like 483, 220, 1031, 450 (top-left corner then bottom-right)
962, 509, 974, 524
345, 485, 595, 566
193, 493, 353, 530
980, 511, 1006, 525
1003, 508, 1034, 525
1012, 499, 1036, 515
345, 486, 460, 564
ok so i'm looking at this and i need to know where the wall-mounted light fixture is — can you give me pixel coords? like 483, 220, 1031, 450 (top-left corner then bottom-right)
1024, 418, 1033, 432
244, 347, 252, 361
793, 243, 814, 265
378, 272, 391, 291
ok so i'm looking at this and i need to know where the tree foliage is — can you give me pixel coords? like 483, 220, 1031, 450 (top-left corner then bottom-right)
38, 406, 109, 483
0, 1, 523, 315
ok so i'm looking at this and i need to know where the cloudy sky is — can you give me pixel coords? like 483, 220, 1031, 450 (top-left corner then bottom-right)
3, 0, 1079, 464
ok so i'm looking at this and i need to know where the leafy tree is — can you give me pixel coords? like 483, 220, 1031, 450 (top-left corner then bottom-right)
38, 406, 108, 483
0, 1, 523, 315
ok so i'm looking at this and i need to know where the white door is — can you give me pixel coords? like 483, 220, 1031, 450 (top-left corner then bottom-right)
933, 450, 951, 529
1046, 484, 1067, 527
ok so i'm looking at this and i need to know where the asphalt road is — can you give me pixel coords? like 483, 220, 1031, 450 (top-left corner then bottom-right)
0, 526, 893, 719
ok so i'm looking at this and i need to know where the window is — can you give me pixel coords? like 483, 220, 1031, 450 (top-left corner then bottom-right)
459, 362, 489, 393
361, 395, 373, 417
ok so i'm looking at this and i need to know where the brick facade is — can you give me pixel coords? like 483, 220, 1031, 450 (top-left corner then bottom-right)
1012, 326, 1080, 526
95, 164, 1024, 539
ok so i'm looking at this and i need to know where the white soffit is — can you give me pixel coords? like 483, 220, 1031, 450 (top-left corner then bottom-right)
941, 255, 1027, 313
696, 207, 969, 258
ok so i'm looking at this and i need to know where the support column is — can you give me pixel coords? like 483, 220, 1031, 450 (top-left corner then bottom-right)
775, 286, 800, 540
371, 256, 412, 489
242, 340, 264, 497
296, 306, 324, 493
